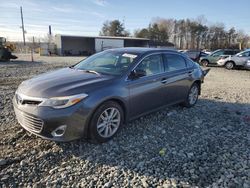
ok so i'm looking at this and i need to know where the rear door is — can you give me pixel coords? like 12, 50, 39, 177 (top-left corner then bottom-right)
161, 53, 193, 103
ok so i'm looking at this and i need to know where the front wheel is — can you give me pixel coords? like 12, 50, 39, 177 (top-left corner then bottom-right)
225, 61, 234, 70
182, 83, 199, 108
201, 60, 209, 67
89, 101, 124, 143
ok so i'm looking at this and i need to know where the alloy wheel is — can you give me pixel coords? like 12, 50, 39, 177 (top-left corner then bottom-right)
96, 107, 121, 138
225, 62, 234, 69
188, 85, 199, 105
202, 60, 208, 67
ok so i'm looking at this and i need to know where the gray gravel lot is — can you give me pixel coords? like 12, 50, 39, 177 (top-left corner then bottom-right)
0, 54, 250, 187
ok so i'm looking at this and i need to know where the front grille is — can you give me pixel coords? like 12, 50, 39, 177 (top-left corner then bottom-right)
14, 108, 44, 133
22, 100, 42, 105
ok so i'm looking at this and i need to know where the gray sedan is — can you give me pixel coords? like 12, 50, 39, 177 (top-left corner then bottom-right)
217, 49, 250, 69
13, 48, 209, 143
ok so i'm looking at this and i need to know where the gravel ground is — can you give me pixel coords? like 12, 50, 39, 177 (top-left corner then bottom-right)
0, 54, 249, 188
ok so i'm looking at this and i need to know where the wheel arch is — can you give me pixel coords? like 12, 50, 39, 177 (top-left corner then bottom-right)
225, 60, 236, 66
107, 98, 127, 122
193, 80, 201, 95
86, 97, 128, 138
201, 58, 209, 63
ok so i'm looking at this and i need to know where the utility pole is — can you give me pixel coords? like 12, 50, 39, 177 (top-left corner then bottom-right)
48, 25, 52, 55
20, 6, 26, 45
31, 36, 34, 62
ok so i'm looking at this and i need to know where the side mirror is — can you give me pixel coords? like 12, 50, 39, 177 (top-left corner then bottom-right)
128, 69, 146, 79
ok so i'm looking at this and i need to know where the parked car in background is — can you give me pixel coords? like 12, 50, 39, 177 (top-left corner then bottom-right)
183, 50, 208, 62
199, 49, 240, 66
13, 48, 209, 143
217, 49, 250, 70
202, 49, 212, 55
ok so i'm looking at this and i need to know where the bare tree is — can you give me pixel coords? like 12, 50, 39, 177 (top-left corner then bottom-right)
132, 16, 249, 50
237, 30, 250, 49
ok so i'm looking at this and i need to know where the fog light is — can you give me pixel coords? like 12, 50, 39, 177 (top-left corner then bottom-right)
51, 125, 67, 137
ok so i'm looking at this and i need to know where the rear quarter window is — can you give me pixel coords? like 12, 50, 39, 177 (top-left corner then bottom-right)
163, 54, 187, 71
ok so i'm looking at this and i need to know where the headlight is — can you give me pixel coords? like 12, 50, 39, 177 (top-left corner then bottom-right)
39, 93, 88, 109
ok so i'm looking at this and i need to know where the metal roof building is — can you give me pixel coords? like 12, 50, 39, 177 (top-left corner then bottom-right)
55, 35, 150, 56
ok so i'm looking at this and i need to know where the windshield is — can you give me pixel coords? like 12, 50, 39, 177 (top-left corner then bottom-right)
235, 51, 243, 56
235, 50, 250, 57
210, 49, 223, 56
74, 51, 139, 76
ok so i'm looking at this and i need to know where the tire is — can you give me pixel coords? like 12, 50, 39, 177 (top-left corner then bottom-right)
89, 101, 124, 143
201, 60, 209, 67
225, 61, 234, 70
182, 83, 199, 108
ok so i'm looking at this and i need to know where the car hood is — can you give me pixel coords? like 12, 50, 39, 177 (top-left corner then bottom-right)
18, 68, 114, 98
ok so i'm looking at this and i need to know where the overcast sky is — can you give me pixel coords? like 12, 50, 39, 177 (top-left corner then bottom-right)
1, 0, 250, 41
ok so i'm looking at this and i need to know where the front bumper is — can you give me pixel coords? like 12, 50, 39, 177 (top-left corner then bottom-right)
13, 98, 92, 142
244, 61, 250, 69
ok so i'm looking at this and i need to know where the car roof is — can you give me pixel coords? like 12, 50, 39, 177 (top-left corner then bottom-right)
225, 49, 240, 51
243, 48, 250, 52
107, 47, 178, 55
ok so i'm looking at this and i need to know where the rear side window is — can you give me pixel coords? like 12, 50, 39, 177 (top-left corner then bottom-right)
224, 51, 232, 55
224, 50, 240, 55
163, 54, 187, 71
135, 54, 164, 76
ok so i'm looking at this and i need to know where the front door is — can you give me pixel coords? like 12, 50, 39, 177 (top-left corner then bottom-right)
127, 54, 167, 117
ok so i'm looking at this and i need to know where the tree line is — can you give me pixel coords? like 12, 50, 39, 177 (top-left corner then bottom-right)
100, 17, 250, 50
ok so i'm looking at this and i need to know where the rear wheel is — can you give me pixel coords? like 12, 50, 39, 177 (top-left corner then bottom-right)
182, 83, 199, 108
225, 61, 234, 70
201, 60, 209, 67
89, 101, 124, 143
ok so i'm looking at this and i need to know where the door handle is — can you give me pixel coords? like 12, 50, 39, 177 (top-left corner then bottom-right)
161, 78, 168, 84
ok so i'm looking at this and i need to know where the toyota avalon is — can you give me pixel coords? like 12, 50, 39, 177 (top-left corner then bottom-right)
13, 48, 209, 143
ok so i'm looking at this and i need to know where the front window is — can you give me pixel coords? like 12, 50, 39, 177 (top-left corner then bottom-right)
74, 51, 139, 75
